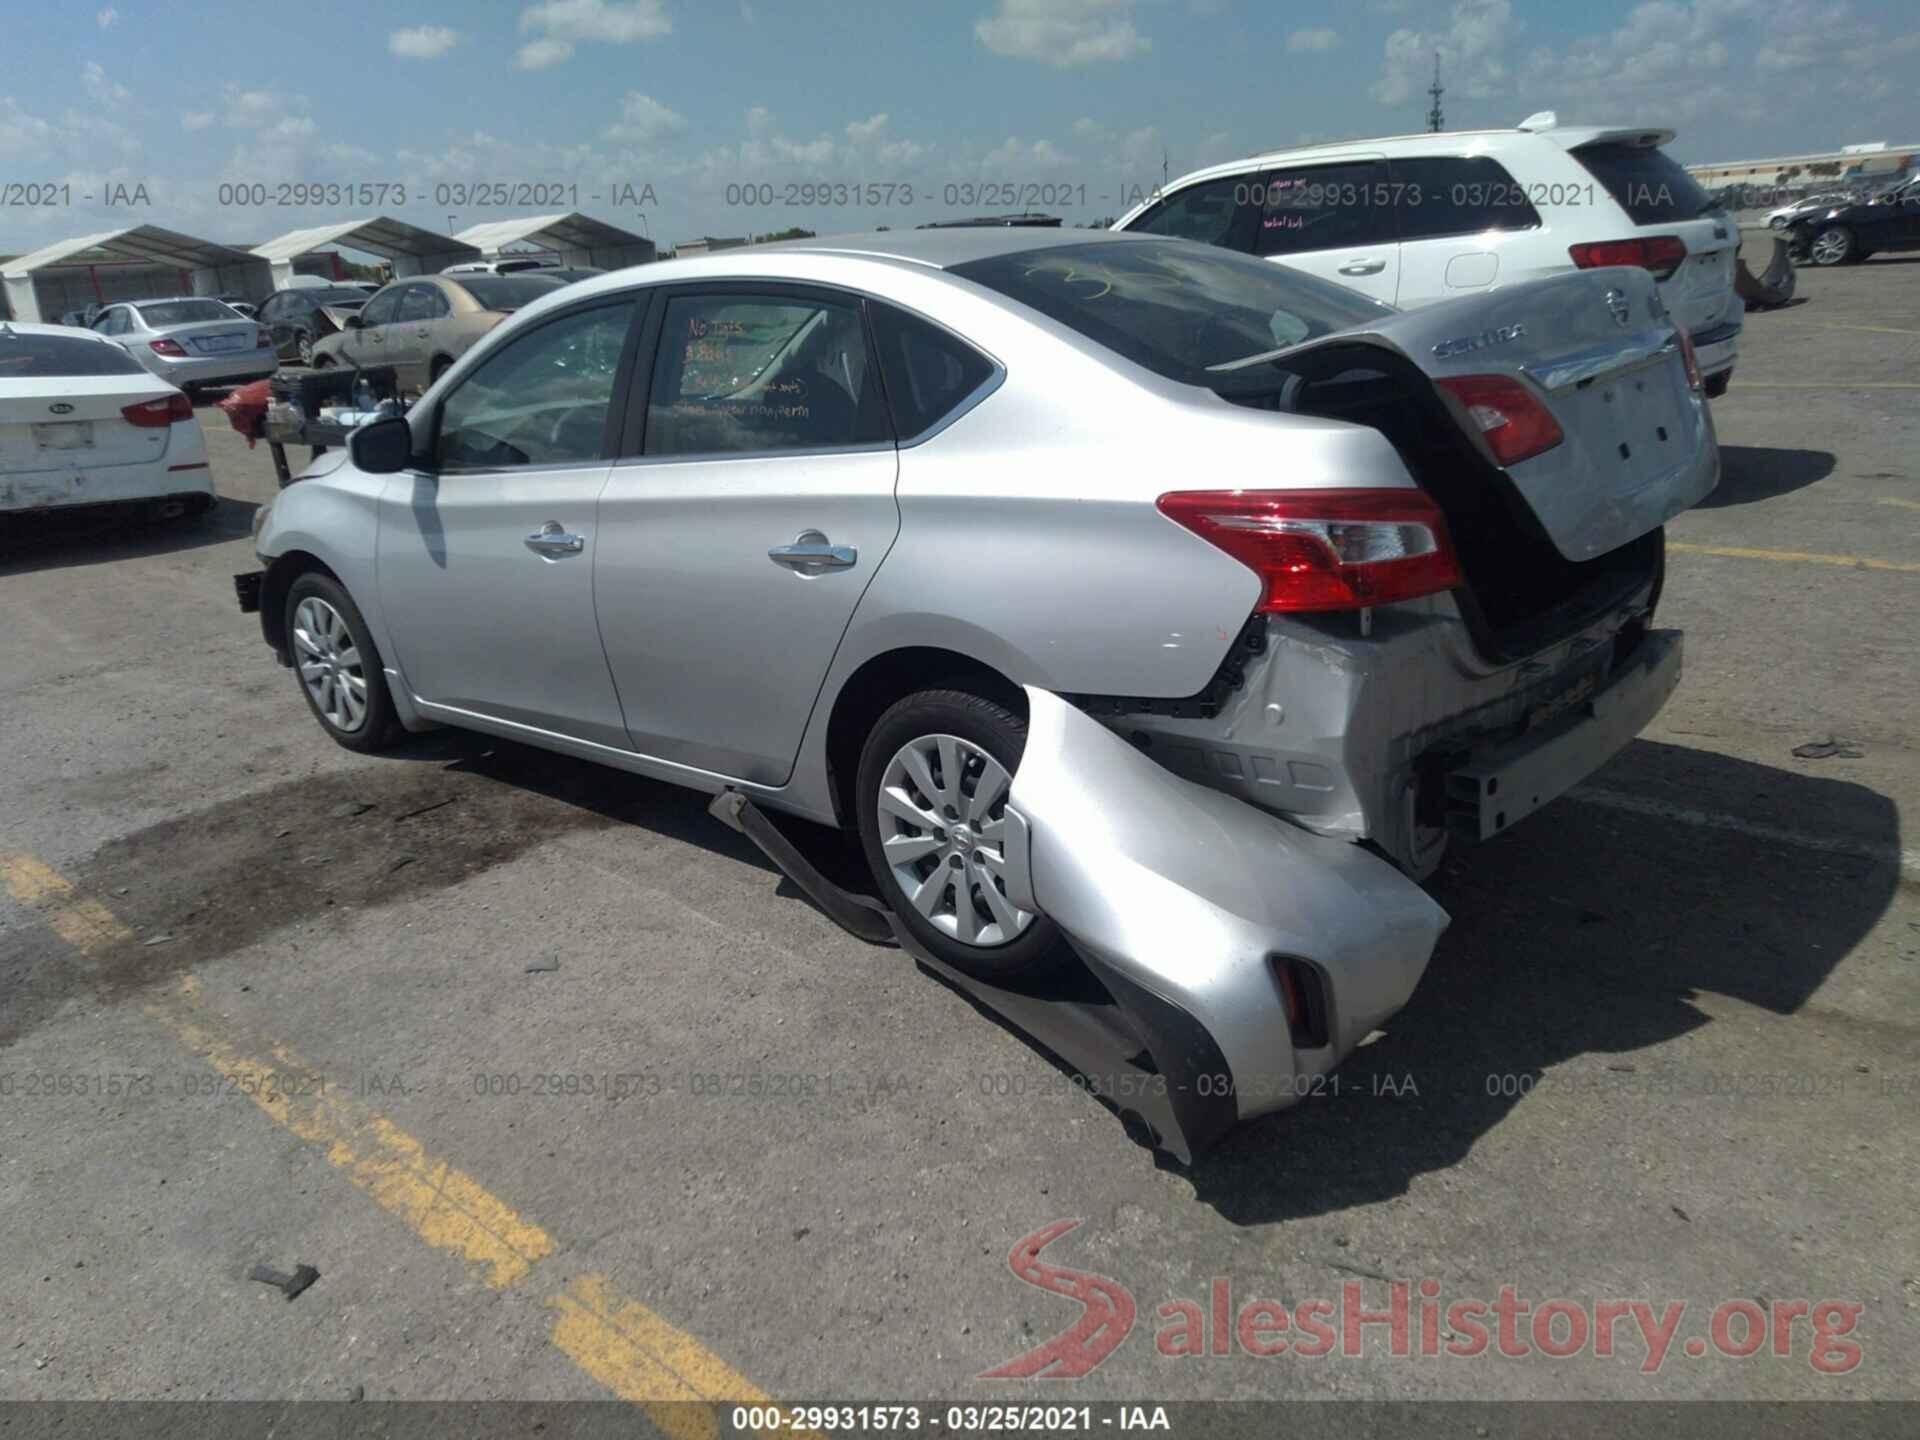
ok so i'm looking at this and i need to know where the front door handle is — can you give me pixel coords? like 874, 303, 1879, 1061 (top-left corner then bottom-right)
1338, 257, 1387, 276
525, 521, 586, 558
768, 529, 856, 571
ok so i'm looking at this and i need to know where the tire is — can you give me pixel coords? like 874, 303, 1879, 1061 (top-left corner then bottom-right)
284, 571, 403, 752
312, 354, 334, 370
856, 687, 1061, 980
1768, 215, 1789, 229
1703, 370, 1731, 399
1809, 225, 1855, 266
429, 355, 452, 386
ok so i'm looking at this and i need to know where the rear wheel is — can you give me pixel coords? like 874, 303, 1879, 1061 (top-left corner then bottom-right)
1809, 225, 1855, 266
429, 355, 452, 386
857, 688, 1059, 980
284, 571, 402, 752
312, 354, 334, 370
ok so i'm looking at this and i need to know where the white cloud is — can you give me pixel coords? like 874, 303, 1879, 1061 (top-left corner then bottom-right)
604, 91, 687, 143
515, 37, 574, 69
389, 25, 460, 59
975, 0, 1149, 66
181, 111, 214, 131
1288, 26, 1340, 53
1371, 0, 1512, 106
221, 87, 287, 129
516, 0, 670, 67
96, 5, 119, 27
845, 113, 890, 145
82, 62, 131, 107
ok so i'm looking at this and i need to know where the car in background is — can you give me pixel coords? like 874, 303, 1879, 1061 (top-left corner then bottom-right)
88, 297, 277, 397
533, 266, 606, 286
217, 294, 260, 319
442, 257, 564, 275
58, 306, 102, 328
1766, 192, 1852, 228
310, 272, 565, 391
1786, 176, 1920, 265
256, 284, 372, 364
1, 321, 212, 519
1115, 111, 1745, 397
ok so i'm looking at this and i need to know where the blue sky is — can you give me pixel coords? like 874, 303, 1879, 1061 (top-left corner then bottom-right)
4, 0, 1917, 256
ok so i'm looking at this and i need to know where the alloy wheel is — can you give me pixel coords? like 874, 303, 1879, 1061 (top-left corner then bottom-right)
1810, 227, 1851, 265
876, 732, 1031, 947
292, 596, 368, 733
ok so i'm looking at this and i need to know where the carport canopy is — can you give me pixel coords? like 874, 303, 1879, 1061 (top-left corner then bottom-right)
453, 212, 655, 271
1, 224, 270, 323
251, 218, 482, 290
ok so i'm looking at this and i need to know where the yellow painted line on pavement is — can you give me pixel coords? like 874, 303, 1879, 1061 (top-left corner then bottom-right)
1668, 542, 1920, 573
1, 851, 134, 954
1816, 323, 1920, 336
1874, 497, 1920, 512
3, 849, 810, 1431
1728, 380, 1920, 389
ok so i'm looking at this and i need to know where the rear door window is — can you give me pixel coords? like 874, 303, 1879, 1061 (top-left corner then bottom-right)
398, 285, 450, 322
1125, 176, 1257, 251
1389, 156, 1543, 239
1252, 160, 1397, 256
867, 303, 995, 441
359, 288, 404, 328
1570, 143, 1715, 224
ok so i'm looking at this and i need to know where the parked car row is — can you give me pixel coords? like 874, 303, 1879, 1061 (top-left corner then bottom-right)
1783, 175, 1920, 266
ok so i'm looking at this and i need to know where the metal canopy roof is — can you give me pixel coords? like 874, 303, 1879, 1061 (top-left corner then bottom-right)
1, 225, 260, 277
453, 211, 648, 256
251, 217, 481, 264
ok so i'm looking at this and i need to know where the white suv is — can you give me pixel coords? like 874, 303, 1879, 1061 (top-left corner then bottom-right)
1115, 112, 1743, 396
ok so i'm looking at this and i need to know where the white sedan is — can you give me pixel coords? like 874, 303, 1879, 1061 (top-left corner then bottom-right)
0, 322, 213, 518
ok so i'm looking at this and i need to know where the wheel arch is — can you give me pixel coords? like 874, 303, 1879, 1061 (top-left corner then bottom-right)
823, 645, 1027, 831
259, 549, 340, 662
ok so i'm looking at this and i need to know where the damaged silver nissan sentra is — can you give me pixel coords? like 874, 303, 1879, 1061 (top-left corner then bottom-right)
237, 228, 1715, 1155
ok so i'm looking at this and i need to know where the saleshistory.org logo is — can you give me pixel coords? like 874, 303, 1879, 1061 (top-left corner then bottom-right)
979, 1221, 1865, 1378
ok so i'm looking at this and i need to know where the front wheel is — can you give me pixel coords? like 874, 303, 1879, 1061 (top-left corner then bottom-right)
296, 330, 314, 365
284, 571, 402, 752
856, 688, 1060, 980
1809, 225, 1855, 266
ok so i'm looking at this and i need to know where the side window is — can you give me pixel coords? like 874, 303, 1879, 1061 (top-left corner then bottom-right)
868, 303, 995, 442
1253, 160, 1396, 257
257, 295, 285, 322
399, 285, 449, 322
1127, 176, 1255, 250
1390, 156, 1542, 240
95, 308, 126, 335
359, 288, 403, 327
645, 292, 890, 457
434, 300, 637, 472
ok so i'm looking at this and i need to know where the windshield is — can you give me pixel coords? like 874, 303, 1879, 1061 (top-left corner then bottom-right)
454, 275, 567, 311
1570, 143, 1717, 222
950, 239, 1391, 387
136, 299, 242, 326
0, 332, 147, 377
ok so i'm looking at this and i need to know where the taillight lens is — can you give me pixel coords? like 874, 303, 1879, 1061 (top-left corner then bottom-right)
122, 393, 194, 427
1156, 488, 1462, 613
257, 328, 272, 348
1568, 235, 1687, 280
149, 337, 187, 356
1676, 328, 1703, 391
1433, 374, 1564, 466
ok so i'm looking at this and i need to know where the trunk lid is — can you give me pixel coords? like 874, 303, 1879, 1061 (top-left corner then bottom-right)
158, 319, 267, 359
0, 373, 181, 474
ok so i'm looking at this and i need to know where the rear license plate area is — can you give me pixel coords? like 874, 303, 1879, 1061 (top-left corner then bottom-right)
33, 421, 94, 450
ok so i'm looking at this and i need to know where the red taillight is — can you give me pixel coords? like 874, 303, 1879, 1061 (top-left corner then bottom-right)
1156, 488, 1462, 613
1568, 235, 1687, 280
122, 393, 194, 427
149, 337, 188, 356
1676, 327, 1703, 391
257, 328, 272, 348
1433, 373, 1565, 466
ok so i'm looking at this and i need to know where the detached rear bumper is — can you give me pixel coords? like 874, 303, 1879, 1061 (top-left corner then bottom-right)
1005, 689, 1450, 1125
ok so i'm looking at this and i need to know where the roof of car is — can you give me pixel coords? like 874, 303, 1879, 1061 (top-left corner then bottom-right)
0, 320, 118, 340
749, 225, 1152, 268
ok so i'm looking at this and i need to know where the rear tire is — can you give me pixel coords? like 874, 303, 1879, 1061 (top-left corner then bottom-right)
1809, 225, 1855, 266
857, 688, 1060, 981
284, 571, 402, 753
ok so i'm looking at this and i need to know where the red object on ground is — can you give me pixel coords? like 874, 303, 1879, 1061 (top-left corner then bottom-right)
217, 379, 273, 449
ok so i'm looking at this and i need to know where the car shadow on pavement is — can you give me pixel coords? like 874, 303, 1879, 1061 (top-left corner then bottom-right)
1694, 445, 1835, 508
0, 498, 258, 575
1178, 737, 1899, 1224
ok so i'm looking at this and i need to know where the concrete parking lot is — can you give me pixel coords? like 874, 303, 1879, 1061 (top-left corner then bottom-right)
2, 254, 1916, 1412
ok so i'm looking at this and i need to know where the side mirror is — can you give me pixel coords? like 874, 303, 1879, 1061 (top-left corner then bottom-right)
348, 416, 415, 475
343, 314, 364, 330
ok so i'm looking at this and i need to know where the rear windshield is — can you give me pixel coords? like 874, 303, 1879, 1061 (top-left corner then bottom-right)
950, 239, 1390, 388
454, 275, 566, 311
137, 299, 241, 326
0, 333, 146, 377
1571, 143, 1717, 224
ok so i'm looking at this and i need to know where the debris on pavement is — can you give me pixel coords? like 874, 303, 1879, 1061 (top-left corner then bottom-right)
525, 956, 560, 973
248, 1263, 321, 1301
1793, 737, 1864, 759
393, 798, 456, 823
141, 934, 174, 947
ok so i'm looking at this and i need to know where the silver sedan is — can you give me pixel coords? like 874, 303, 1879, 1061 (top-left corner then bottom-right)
239, 229, 1715, 1137
89, 297, 277, 394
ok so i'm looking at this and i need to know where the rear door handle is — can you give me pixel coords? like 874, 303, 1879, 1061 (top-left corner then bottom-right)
1338, 257, 1387, 276
768, 529, 856, 571
525, 521, 586, 558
